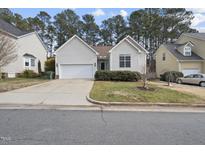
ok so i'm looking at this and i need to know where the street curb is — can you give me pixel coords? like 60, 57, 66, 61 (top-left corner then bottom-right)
86, 95, 205, 108
0, 103, 99, 109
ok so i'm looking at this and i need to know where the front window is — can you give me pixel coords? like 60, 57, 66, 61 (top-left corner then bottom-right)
25, 58, 30, 67
119, 54, 131, 68
184, 46, 192, 56
184, 51, 191, 56
30, 58, 35, 67
24, 57, 36, 67
162, 53, 166, 61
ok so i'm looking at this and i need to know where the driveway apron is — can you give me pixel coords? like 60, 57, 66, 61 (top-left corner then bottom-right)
0, 80, 94, 106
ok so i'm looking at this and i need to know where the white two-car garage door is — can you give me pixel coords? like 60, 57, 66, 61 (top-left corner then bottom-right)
59, 64, 93, 79
182, 69, 200, 76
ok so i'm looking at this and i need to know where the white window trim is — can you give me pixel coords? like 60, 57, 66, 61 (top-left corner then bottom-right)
183, 45, 192, 56
119, 54, 131, 68
30, 58, 35, 67
24, 57, 36, 69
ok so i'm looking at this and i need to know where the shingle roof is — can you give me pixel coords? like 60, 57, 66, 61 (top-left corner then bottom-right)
92, 46, 113, 58
164, 43, 204, 61
91, 36, 148, 58
183, 33, 205, 41
0, 19, 30, 37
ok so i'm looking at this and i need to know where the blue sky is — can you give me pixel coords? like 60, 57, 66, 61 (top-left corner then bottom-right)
10, 8, 205, 31
10, 8, 138, 25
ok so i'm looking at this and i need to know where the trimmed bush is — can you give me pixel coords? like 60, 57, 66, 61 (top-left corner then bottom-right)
0, 73, 7, 79
41, 71, 55, 79
95, 71, 141, 81
19, 70, 39, 78
45, 58, 55, 72
160, 71, 184, 82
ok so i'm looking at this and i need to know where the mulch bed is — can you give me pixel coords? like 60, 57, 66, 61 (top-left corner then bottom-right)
136, 86, 156, 91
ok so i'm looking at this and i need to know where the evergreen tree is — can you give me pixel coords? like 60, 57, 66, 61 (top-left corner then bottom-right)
54, 9, 83, 48
82, 14, 100, 45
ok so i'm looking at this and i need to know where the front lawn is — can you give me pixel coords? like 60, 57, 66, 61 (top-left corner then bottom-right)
0, 78, 48, 92
90, 81, 205, 104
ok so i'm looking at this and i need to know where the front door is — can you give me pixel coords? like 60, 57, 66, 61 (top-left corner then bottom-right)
101, 62, 105, 70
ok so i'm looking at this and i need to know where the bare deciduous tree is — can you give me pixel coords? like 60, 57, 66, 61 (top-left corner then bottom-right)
0, 34, 17, 79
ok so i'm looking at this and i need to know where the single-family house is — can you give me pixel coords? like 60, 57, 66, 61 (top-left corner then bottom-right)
156, 33, 205, 77
0, 19, 47, 78
55, 35, 148, 79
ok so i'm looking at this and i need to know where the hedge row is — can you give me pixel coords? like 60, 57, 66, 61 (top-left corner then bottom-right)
160, 71, 184, 82
18, 70, 39, 78
95, 71, 141, 81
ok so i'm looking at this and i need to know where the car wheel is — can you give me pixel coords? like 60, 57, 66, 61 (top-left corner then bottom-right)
177, 79, 182, 84
200, 82, 205, 87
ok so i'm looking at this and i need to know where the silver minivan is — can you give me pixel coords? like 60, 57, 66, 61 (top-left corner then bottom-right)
177, 74, 205, 87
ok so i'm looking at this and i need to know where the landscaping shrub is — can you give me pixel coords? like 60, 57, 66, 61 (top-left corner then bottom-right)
160, 71, 184, 82
19, 70, 39, 78
95, 71, 141, 81
45, 58, 55, 72
0, 73, 7, 79
41, 71, 55, 79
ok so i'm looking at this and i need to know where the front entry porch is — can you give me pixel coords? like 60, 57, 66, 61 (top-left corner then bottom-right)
97, 59, 109, 71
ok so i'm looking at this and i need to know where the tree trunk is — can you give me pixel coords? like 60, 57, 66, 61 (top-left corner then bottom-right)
0, 68, 2, 80
168, 72, 172, 86
142, 73, 148, 89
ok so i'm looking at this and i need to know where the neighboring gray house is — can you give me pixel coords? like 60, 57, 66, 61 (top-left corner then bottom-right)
0, 19, 47, 78
55, 35, 148, 79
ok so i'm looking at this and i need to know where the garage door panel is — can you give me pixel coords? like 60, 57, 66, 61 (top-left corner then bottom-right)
182, 69, 200, 76
60, 64, 93, 79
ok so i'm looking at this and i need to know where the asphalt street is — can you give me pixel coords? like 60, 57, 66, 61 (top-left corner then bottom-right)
0, 109, 205, 144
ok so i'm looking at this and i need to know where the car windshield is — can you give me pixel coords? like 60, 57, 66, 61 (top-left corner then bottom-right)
193, 74, 202, 78
184, 75, 193, 78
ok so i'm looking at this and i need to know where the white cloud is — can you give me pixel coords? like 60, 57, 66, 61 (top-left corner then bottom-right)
186, 8, 205, 28
191, 13, 205, 27
119, 10, 128, 17
194, 27, 205, 32
187, 8, 205, 14
92, 9, 105, 17
110, 12, 116, 17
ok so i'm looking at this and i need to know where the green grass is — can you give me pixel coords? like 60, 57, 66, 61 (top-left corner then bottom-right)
0, 78, 48, 92
90, 81, 205, 104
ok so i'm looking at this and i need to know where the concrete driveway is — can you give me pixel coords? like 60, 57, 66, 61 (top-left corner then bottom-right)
0, 80, 94, 106
151, 81, 205, 98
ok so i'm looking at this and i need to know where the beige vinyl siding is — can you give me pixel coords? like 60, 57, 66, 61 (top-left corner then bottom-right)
156, 45, 179, 77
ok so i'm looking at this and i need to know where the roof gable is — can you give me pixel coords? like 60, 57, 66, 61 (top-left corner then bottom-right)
109, 35, 148, 54
55, 35, 98, 55
17, 32, 48, 52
